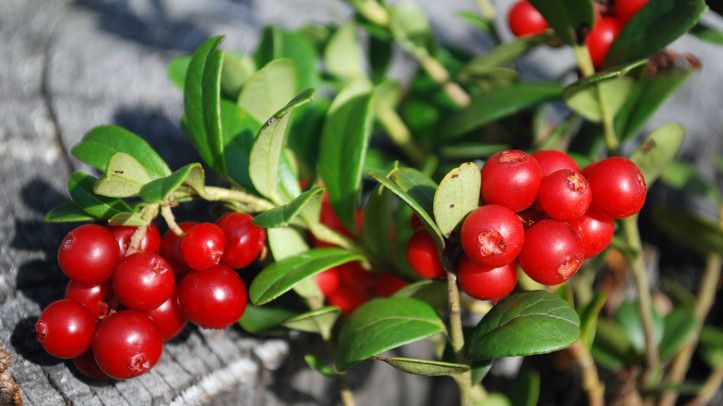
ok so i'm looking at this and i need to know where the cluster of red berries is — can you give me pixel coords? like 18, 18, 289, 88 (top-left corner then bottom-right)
407, 149, 646, 301
314, 196, 408, 314
508, 0, 648, 68
35, 213, 265, 380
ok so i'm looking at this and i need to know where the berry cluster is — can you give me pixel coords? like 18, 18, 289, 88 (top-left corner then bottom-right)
36, 213, 265, 380
508, 0, 649, 68
314, 195, 408, 314
407, 149, 646, 301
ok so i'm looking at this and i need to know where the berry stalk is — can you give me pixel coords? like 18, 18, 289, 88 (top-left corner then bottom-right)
445, 269, 472, 406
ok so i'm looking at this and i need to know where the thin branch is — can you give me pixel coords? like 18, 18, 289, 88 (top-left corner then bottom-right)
569, 340, 605, 406
160, 205, 184, 237
446, 269, 472, 406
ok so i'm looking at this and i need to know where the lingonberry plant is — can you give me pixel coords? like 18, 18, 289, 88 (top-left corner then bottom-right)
38, 0, 723, 404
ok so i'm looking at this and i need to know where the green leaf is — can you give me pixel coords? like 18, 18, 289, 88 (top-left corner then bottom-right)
139, 163, 204, 203
248, 89, 315, 202
467, 291, 580, 360
389, 0, 434, 53
239, 304, 296, 334
604, 0, 708, 67
699, 327, 723, 368
253, 187, 324, 228
183, 35, 225, 174
250, 248, 364, 305
563, 59, 647, 97
510, 370, 541, 406
363, 183, 394, 260
71, 125, 171, 179
691, 22, 723, 44
167, 55, 191, 89
615, 301, 664, 354
369, 170, 445, 249
459, 33, 551, 80
282, 306, 341, 339
93, 152, 152, 198
391, 168, 438, 214
653, 207, 723, 256
44, 202, 95, 223
565, 77, 635, 122
659, 308, 697, 362
374, 357, 470, 377
579, 292, 607, 348
433, 162, 481, 238
266, 227, 322, 301
336, 298, 446, 370
304, 355, 334, 379
318, 87, 375, 230
239, 58, 298, 124
324, 22, 365, 80
253, 27, 320, 92
447, 82, 563, 137
528, 0, 594, 44
393, 280, 448, 312
221, 52, 256, 99
108, 206, 158, 227
220, 100, 261, 190
440, 143, 510, 160
630, 123, 685, 185
591, 319, 636, 371
68, 172, 132, 220
660, 160, 721, 203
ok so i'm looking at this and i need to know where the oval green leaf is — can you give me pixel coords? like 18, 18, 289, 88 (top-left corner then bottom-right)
467, 291, 580, 360
139, 163, 205, 203
659, 308, 697, 362
250, 248, 364, 305
93, 152, 152, 198
528, 0, 594, 44
239, 304, 296, 335
615, 301, 664, 354
68, 172, 133, 220
336, 297, 446, 370
239, 58, 298, 124
565, 77, 635, 123
253, 187, 324, 228
71, 125, 171, 179
363, 183, 394, 260
433, 162, 481, 237
630, 123, 685, 185
392, 280, 448, 312
167, 55, 191, 89
221, 52, 256, 99
660, 160, 721, 203
375, 357, 470, 377
282, 306, 341, 339
324, 22, 365, 80
44, 202, 95, 223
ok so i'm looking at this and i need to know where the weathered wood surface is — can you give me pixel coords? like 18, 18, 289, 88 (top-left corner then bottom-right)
1, 0, 721, 405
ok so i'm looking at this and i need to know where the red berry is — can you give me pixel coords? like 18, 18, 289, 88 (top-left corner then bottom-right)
326, 285, 369, 314
112, 253, 175, 311
519, 220, 584, 285
537, 169, 592, 221
65, 280, 113, 319
461, 205, 525, 268
316, 268, 342, 296
481, 150, 543, 212
180, 223, 226, 271
508, 1, 549, 37
338, 262, 375, 288
36, 299, 95, 359
92, 310, 163, 379
570, 210, 615, 258
147, 292, 187, 341
614, 0, 648, 23
216, 212, 266, 269
586, 17, 622, 68
159, 222, 197, 277
72, 351, 110, 380
406, 230, 445, 279
177, 265, 247, 329
457, 256, 517, 302
587, 157, 647, 218
109, 223, 161, 256
372, 272, 408, 297
581, 161, 599, 179
57, 224, 119, 284
532, 150, 579, 177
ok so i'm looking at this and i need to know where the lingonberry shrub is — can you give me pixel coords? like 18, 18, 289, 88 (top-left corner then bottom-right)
38, 3, 718, 405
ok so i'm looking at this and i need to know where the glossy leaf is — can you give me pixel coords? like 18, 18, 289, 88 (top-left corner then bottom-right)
653, 207, 723, 256
510, 370, 541, 406
282, 306, 341, 339
563, 59, 646, 96
167, 55, 191, 89
44, 202, 95, 223
615, 301, 664, 353
630, 123, 685, 185
528, 0, 594, 44
467, 291, 580, 360
238, 58, 298, 124
336, 298, 446, 370
447, 82, 563, 137
375, 357, 470, 377
266, 227, 321, 301
253, 187, 324, 228
393, 280, 448, 312
318, 87, 375, 230
433, 162, 481, 237
221, 52, 255, 99
253, 26, 320, 92
565, 77, 634, 122
92, 152, 152, 198
239, 304, 296, 334
139, 163, 204, 203
68, 172, 132, 219
459, 33, 551, 80
250, 248, 364, 305
605, 0, 708, 67
363, 183, 394, 260
324, 22, 364, 80
659, 308, 697, 361
71, 125, 171, 179
304, 355, 334, 380
183, 36, 225, 174
660, 160, 721, 203
248, 89, 315, 202
220, 100, 261, 190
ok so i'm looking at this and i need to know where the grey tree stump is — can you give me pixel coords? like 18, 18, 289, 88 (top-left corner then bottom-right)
1, 0, 721, 405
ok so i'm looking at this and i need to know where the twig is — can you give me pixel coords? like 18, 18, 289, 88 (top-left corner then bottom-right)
376, 109, 428, 165
201, 186, 275, 212
126, 225, 148, 255
446, 269, 472, 406
160, 205, 184, 237
569, 340, 605, 406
